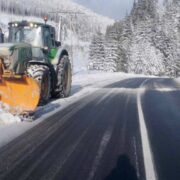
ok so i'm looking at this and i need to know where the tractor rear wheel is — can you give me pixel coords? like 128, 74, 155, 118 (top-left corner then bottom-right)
27, 65, 51, 105
52, 56, 72, 98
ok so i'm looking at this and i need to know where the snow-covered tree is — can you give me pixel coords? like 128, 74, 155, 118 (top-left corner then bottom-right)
104, 34, 119, 72
131, 0, 158, 24
105, 20, 129, 73
129, 34, 166, 75
88, 32, 106, 71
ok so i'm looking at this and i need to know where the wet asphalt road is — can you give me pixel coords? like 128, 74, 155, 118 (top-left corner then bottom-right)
0, 77, 180, 180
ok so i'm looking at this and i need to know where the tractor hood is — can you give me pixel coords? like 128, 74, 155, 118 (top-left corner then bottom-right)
0, 42, 31, 52
0, 43, 15, 57
0, 43, 32, 74
0, 43, 31, 57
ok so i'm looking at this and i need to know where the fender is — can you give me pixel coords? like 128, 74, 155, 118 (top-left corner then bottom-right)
51, 46, 69, 66
28, 60, 50, 67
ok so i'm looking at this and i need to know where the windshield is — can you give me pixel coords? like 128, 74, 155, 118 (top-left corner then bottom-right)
9, 26, 43, 47
31, 47, 46, 60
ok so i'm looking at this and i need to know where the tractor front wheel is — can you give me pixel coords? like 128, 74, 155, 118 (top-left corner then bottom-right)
27, 65, 51, 105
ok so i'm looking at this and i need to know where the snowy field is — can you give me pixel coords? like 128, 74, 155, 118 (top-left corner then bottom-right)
0, 71, 148, 148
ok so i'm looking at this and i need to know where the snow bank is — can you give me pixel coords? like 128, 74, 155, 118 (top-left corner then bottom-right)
175, 77, 180, 83
0, 103, 21, 124
0, 111, 21, 124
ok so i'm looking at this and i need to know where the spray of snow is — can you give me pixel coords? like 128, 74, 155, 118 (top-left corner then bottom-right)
0, 103, 21, 124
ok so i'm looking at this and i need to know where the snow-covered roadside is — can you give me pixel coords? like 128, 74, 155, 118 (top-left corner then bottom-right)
175, 78, 180, 85
0, 110, 21, 124
0, 72, 147, 148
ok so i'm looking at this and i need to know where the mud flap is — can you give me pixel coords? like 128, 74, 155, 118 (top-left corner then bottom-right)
0, 76, 40, 113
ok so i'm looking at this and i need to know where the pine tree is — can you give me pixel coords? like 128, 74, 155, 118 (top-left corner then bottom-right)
160, 0, 180, 76
88, 32, 106, 71
89, 36, 97, 70
104, 32, 119, 72
105, 21, 129, 73
131, 0, 158, 24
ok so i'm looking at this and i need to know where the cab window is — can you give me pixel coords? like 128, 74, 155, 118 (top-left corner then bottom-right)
43, 27, 52, 49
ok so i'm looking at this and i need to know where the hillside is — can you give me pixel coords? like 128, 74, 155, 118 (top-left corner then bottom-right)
88, 0, 180, 77
0, 0, 114, 39
0, 0, 114, 72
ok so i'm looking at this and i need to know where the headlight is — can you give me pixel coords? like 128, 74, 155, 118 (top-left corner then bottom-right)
29, 23, 34, 28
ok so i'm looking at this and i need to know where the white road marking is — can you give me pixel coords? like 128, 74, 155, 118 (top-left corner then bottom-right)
137, 80, 157, 180
133, 136, 140, 178
155, 88, 179, 92
88, 125, 114, 180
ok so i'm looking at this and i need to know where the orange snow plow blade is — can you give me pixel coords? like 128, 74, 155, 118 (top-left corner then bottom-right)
0, 76, 40, 113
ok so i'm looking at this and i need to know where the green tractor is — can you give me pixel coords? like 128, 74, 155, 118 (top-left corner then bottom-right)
0, 20, 72, 112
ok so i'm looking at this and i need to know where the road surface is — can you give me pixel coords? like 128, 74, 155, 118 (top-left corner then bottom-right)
0, 77, 180, 180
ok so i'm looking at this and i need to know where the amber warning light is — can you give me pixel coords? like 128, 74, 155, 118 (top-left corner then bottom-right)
43, 16, 48, 24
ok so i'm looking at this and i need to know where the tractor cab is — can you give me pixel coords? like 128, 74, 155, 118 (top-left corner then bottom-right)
8, 21, 57, 49
0, 43, 32, 75
8, 21, 61, 61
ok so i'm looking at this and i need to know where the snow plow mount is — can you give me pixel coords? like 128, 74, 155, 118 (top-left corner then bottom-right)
0, 48, 41, 114
2, 71, 23, 79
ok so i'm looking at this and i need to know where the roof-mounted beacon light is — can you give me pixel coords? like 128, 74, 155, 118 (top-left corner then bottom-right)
43, 16, 48, 24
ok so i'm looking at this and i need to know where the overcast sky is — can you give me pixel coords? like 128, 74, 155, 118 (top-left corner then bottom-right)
72, 0, 134, 20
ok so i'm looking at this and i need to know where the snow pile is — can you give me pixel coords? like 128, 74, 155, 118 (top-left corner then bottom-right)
0, 111, 21, 124
0, 103, 21, 124
0, 106, 21, 125
174, 78, 180, 86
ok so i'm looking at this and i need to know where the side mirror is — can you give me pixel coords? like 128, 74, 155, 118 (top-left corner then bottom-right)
55, 41, 61, 47
42, 46, 49, 54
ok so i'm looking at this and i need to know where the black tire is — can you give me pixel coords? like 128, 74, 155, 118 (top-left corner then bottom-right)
27, 65, 51, 105
52, 56, 72, 98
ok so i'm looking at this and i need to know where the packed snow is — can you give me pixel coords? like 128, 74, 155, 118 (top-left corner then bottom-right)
0, 110, 21, 124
